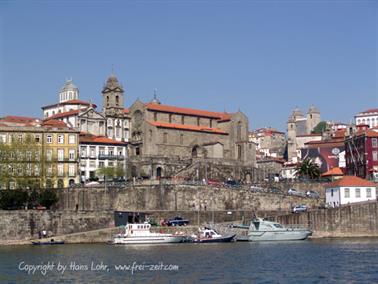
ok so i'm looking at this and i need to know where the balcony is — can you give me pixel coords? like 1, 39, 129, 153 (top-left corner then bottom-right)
98, 154, 125, 160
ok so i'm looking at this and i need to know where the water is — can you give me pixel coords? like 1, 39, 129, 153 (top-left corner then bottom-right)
2, 239, 378, 283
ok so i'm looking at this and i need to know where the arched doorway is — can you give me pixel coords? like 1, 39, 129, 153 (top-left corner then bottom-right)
192, 146, 199, 158
156, 167, 162, 179
69, 179, 75, 187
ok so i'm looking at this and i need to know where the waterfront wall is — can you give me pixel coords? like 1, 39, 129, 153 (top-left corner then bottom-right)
277, 200, 378, 238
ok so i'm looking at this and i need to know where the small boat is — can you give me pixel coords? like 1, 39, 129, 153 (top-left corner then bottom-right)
192, 227, 236, 243
248, 218, 312, 242
32, 239, 65, 245
113, 223, 186, 244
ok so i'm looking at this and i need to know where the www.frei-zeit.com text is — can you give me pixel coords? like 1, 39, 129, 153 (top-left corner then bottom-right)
18, 261, 179, 275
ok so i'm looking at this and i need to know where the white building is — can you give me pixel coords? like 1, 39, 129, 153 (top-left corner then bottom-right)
325, 176, 377, 207
79, 133, 127, 182
355, 108, 378, 128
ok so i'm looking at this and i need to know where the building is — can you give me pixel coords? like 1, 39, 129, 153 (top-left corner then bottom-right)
0, 116, 80, 189
287, 106, 321, 162
345, 127, 378, 179
43, 76, 130, 142
249, 128, 286, 158
325, 176, 376, 207
321, 167, 344, 181
127, 97, 256, 182
79, 133, 127, 182
257, 157, 285, 180
355, 108, 378, 128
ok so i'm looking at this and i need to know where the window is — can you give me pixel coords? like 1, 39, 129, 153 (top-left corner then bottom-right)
99, 147, 105, 155
69, 149, 75, 161
68, 135, 75, 144
118, 147, 123, 156
47, 165, 53, 176
81, 119, 86, 125
58, 135, 64, 144
154, 112, 158, 121
116, 95, 119, 106
180, 134, 184, 145
197, 117, 200, 126
80, 161, 86, 167
181, 116, 185, 125
0, 134, 6, 143
373, 151, 378, 161
89, 161, 95, 167
46, 135, 52, 144
210, 119, 212, 128
163, 132, 168, 143
99, 162, 105, 168
81, 146, 87, 157
46, 149, 52, 161
331, 189, 334, 197
169, 114, 172, 123
356, 188, 361, 198
372, 138, 378, 148
108, 147, 114, 156
344, 188, 350, 198
58, 149, 64, 161
367, 188, 372, 198
108, 161, 114, 167
90, 147, 96, 157
68, 164, 75, 177
136, 147, 140, 156
35, 135, 40, 143
34, 165, 40, 176
57, 164, 64, 176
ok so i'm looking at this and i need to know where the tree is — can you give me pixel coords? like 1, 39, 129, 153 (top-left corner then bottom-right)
311, 121, 327, 134
38, 189, 59, 209
0, 189, 29, 210
97, 165, 125, 181
296, 158, 321, 180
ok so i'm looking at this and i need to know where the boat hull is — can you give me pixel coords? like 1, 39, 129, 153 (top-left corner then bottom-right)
248, 230, 312, 242
113, 235, 185, 244
32, 241, 65, 245
194, 234, 236, 243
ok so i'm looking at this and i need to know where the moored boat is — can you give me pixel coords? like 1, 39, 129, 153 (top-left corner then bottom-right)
248, 218, 312, 242
192, 227, 236, 243
113, 223, 186, 244
32, 239, 65, 245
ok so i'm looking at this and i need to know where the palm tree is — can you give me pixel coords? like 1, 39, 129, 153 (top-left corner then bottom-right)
296, 158, 321, 180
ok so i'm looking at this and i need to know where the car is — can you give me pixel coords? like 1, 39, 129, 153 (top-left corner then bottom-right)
306, 190, 320, 199
250, 186, 264, 192
288, 188, 305, 197
292, 205, 308, 213
167, 216, 190, 226
207, 179, 223, 187
224, 180, 241, 188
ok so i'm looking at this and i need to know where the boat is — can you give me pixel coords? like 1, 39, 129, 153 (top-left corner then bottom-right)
248, 218, 312, 242
32, 239, 65, 245
113, 223, 186, 244
192, 227, 236, 243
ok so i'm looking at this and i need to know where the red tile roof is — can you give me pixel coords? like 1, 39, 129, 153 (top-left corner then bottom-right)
327, 176, 376, 188
145, 103, 231, 121
124, 108, 129, 114
42, 119, 68, 128
0, 115, 42, 126
79, 133, 127, 145
321, 167, 344, 177
44, 109, 82, 120
359, 108, 378, 114
305, 139, 345, 148
42, 100, 96, 109
148, 121, 228, 135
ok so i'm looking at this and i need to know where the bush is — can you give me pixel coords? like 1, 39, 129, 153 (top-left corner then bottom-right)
0, 190, 29, 210
38, 189, 59, 210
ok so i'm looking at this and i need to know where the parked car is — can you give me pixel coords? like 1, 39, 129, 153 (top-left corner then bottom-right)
207, 179, 223, 187
250, 186, 264, 192
292, 205, 308, 213
288, 188, 305, 197
306, 190, 320, 199
224, 180, 241, 188
167, 216, 190, 226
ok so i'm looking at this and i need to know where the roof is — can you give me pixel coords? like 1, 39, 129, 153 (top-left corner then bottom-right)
44, 109, 82, 120
321, 167, 344, 177
79, 133, 127, 145
252, 128, 285, 136
42, 119, 68, 128
60, 79, 78, 92
327, 176, 376, 188
305, 139, 345, 148
145, 103, 231, 121
351, 129, 378, 139
124, 108, 129, 114
357, 108, 378, 115
41, 100, 96, 110
297, 134, 322, 137
0, 115, 42, 127
147, 121, 228, 135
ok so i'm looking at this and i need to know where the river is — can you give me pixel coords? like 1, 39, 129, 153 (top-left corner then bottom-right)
2, 238, 378, 283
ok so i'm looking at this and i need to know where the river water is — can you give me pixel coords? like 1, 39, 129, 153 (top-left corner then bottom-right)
2, 238, 378, 283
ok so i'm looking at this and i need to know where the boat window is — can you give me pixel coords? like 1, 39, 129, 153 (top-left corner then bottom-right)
273, 224, 283, 228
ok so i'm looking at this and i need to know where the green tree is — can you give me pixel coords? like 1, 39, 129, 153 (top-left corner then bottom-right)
311, 121, 327, 134
0, 189, 29, 210
296, 158, 321, 180
38, 189, 59, 209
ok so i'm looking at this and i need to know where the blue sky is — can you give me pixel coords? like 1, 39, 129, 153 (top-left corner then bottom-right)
0, 0, 377, 131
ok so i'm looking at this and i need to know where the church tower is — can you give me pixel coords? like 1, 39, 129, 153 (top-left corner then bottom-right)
287, 114, 297, 162
102, 74, 125, 116
306, 105, 321, 133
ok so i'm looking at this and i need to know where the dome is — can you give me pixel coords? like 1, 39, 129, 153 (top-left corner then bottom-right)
102, 74, 124, 92
60, 79, 78, 93
292, 107, 304, 118
308, 105, 320, 114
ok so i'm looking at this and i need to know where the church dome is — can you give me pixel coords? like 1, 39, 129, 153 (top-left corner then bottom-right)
60, 79, 78, 92
102, 74, 124, 93
308, 105, 320, 114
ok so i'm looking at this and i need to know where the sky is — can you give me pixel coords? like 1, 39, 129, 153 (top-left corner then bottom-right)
0, 0, 377, 132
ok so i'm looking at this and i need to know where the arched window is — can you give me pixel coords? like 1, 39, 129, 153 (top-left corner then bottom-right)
107, 96, 109, 106
156, 167, 162, 179
116, 95, 119, 106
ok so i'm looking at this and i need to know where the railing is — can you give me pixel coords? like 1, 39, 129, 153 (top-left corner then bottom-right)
98, 154, 125, 160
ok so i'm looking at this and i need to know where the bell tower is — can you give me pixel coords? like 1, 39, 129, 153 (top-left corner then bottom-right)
102, 74, 125, 116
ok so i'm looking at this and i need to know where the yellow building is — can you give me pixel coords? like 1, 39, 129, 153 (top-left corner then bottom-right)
0, 116, 80, 189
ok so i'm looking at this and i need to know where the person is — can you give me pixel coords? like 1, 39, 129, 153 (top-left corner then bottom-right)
42, 230, 47, 238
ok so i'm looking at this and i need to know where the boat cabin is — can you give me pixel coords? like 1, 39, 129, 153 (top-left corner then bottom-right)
124, 223, 152, 236
250, 218, 284, 231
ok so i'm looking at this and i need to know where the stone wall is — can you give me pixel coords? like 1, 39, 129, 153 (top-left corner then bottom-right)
276, 200, 378, 237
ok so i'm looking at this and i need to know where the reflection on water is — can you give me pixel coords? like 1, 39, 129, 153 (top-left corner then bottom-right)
1, 239, 378, 283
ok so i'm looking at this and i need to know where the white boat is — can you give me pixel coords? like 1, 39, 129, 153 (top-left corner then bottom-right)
192, 227, 236, 243
248, 218, 312, 241
113, 223, 186, 244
